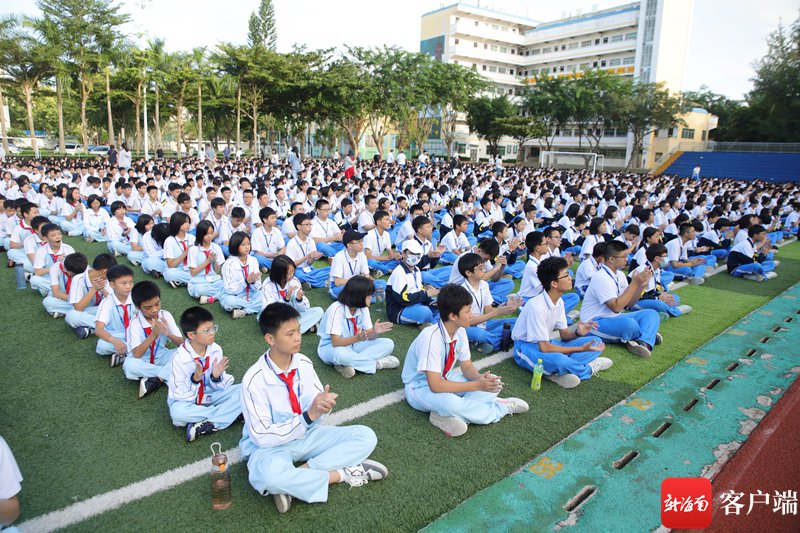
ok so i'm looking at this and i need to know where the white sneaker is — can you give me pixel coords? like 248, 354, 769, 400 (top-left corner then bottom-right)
676, 305, 693, 315
743, 273, 765, 281
110, 352, 126, 368
546, 373, 581, 388
496, 397, 529, 414
765, 271, 778, 279
335, 365, 356, 379
168, 280, 178, 289
625, 340, 652, 358
375, 356, 400, 370
199, 295, 216, 305
341, 459, 389, 487
51, 312, 64, 319
273, 493, 292, 514
687, 277, 705, 285
588, 357, 614, 375
231, 309, 247, 319
567, 309, 580, 320
429, 412, 468, 437
772, 260, 781, 267
655, 332, 663, 345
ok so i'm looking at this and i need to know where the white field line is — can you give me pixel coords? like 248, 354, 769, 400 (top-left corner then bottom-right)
18, 242, 791, 533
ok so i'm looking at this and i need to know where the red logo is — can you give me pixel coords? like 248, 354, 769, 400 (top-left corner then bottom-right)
661, 477, 713, 528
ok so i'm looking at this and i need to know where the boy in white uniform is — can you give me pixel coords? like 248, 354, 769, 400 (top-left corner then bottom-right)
363, 210, 401, 275
43, 252, 86, 318
0, 435, 23, 531
240, 303, 388, 513
30, 223, 75, 296
168, 306, 242, 442
285, 213, 330, 288
65, 253, 117, 339
124, 281, 184, 399
513, 257, 610, 389
251, 207, 286, 271
94, 264, 135, 366
328, 230, 386, 299
401, 283, 528, 437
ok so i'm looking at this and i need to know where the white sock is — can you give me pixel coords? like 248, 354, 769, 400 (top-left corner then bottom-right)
337, 468, 348, 484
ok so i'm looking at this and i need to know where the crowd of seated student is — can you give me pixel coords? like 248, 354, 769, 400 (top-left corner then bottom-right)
0, 152, 795, 518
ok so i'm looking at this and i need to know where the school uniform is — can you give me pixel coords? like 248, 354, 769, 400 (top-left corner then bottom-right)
461, 280, 516, 350
386, 263, 439, 325
261, 278, 323, 332
727, 238, 777, 278
250, 226, 285, 270
579, 234, 604, 261
473, 208, 495, 238
94, 290, 134, 356
698, 229, 731, 261
317, 302, 394, 374
167, 341, 242, 429
512, 292, 603, 379
518, 254, 580, 312
42, 261, 75, 316
140, 198, 163, 222
309, 217, 343, 258
285, 235, 331, 288
122, 310, 180, 382
561, 226, 583, 255
58, 202, 85, 236
401, 321, 510, 425
240, 351, 377, 503
574, 255, 605, 297
187, 243, 225, 300
163, 235, 193, 286
363, 228, 399, 274
141, 230, 166, 275
106, 216, 136, 256
630, 262, 685, 316
448, 250, 514, 305
219, 255, 263, 314
7, 222, 37, 269
328, 250, 387, 299
440, 230, 470, 265
665, 238, 707, 279
64, 270, 108, 329
83, 209, 110, 241
579, 266, 660, 347
412, 236, 452, 288
31, 242, 76, 295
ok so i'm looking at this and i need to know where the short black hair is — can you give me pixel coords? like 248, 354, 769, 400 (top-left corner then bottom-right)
63, 252, 88, 275
107, 264, 134, 283
180, 306, 214, 335
228, 231, 250, 257
537, 256, 568, 291
168, 211, 190, 236
259, 302, 301, 335
230, 206, 245, 220
293, 213, 310, 227
542, 226, 561, 239
41, 222, 61, 236
110, 200, 126, 214
592, 241, 606, 259
603, 239, 628, 260
131, 280, 161, 308
748, 224, 767, 237
412, 215, 431, 233
525, 230, 545, 251
678, 222, 694, 236
337, 275, 375, 308
269, 254, 296, 286
491, 221, 507, 236
374, 210, 389, 223
589, 217, 605, 235
624, 224, 640, 236
31, 215, 50, 230
194, 219, 214, 245
476, 238, 500, 258
645, 243, 668, 262
437, 284, 473, 322
259, 206, 276, 222
457, 252, 484, 278
92, 253, 118, 270
135, 214, 154, 235
453, 214, 468, 227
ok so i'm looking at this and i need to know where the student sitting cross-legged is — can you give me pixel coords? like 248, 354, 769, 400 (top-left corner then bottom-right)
457, 252, 520, 355
64, 253, 117, 339
240, 302, 388, 514
630, 243, 693, 318
43, 252, 86, 319
167, 306, 242, 442
261, 254, 323, 334
124, 281, 184, 399
401, 283, 529, 438
318, 275, 397, 379
30, 223, 76, 297
580, 240, 662, 358
220, 231, 264, 319
512, 257, 611, 389
186, 220, 224, 305
285, 213, 331, 289
94, 264, 136, 367
328, 230, 387, 299
386, 239, 440, 327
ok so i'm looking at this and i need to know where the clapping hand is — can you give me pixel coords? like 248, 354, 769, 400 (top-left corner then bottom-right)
211, 356, 229, 379
576, 320, 598, 336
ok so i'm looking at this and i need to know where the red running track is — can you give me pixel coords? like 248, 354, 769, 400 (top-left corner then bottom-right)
683, 376, 800, 532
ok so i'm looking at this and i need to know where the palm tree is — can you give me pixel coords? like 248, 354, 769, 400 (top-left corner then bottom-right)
0, 15, 17, 155
189, 47, 207, 156
29, 15, 69, 153
213, 43, 250, 152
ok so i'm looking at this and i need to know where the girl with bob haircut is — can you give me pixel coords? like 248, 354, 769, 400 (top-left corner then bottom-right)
317, 275, 397, 379
260, 254, 323, 333
163, 212, 193, 287
187, 219, 225, 305
220, 231, 263, 318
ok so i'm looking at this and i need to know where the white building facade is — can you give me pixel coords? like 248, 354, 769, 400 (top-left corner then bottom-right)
420, 0, 696, 169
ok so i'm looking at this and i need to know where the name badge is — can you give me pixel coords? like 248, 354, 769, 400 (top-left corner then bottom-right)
201, 395, 212, 406
302, 266, 313, 273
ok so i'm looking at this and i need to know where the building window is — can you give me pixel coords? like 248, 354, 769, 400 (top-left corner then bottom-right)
609, 58, 621, 66
453, 60, 458, 65
580, 63, 590, 70
482, 65, 487, 71
568, 65, 576, 72
455, 38, 459, 44
595, 38, 600, 45
611, 34, 623, 43
499, 46, 507, 53
472, 64, 477, 70
603, 37, 608, 44
531, 49, 540, 55
552, 66, 558, 72
541, 47, 551, 54
475, 20, 479, 26
681, 128, 695, 139
702, 130, 707, 141
559, 65, 565, 71
509, 69, 514, 75
625, 32, 637, 40
498, 67, 506, 74
489, 65, 497, 73
525, 50, 530, 56
490, 44, 498, 52
561, 44, 566, 50
456, 143, 467, 154
474, 42, 478, 47
511, 49, 515, 54
508, 89, 513, 95
492, 24, 499, 30
568, 42, 578, 49
600, 60, 606, 67
623, 56, 635, 65
581, 40, 592, 47
484, 43, 488, 49
592, 61, 598, 67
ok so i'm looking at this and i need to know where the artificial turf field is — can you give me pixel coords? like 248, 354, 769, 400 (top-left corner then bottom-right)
2, 237, 799, 532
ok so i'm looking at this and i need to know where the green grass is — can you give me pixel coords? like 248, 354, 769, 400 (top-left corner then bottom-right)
2, 238, 799, 532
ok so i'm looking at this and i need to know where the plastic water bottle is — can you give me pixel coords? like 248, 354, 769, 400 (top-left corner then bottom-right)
15, 265, 26, 290
210, 443, 232, 510
375, 285, 385, 304
531, 359, 544, 391
500, 322, 512, 351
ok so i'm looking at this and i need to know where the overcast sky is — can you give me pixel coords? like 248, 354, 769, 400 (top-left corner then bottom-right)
2, 0, 798, 100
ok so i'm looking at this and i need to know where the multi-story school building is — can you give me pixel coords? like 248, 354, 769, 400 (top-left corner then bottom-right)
419, 0, 718, 170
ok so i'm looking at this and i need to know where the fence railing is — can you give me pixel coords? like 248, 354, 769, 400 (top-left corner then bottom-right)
708, 142, 800, 153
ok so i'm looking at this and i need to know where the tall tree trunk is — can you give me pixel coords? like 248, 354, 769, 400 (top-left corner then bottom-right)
135, 81, 142, 153
154, 83, 161, 149
196, 83, 203, 156
235, 83, 241, 151
251, 93, 258, 156
23, 85, 37, 158
0, 84, 8, 155
80, 78, 90, 152
105, 66, 114, 145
